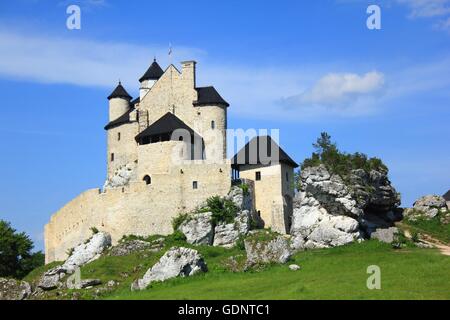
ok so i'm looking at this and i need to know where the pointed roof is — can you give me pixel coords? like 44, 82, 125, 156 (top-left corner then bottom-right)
107, 82, 132, 100
231, 136, 298, 168
443, 190, 450, 201
135, 112, 200, 142
104, 98, 139, 130
139, 59, 164, 82
194, 86, 229, 107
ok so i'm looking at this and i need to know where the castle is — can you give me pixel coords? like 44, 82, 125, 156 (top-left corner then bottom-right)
44, 59, 298, 263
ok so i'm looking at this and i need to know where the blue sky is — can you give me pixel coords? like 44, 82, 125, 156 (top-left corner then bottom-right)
0, 0, 449, 251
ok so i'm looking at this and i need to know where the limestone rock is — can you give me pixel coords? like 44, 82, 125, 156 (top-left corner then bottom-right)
37, 266, 66, 291
67, 278, 102, 290
0, 278, 31, 300
63, 232, 112, 273
370, 227, 399, 243
289, 264, 301, 271
180, 212, 214, 245
291, 165, 400, 249
213, 223, 239, 248
245, 233, 292, 266
226, 185, 253, 211
132, 247, 207, 290
409, 195, 448, 219
103, 162, 137, 190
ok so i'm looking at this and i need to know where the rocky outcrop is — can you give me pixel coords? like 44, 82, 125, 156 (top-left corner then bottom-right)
67, 278, 102, 290
178, 185, 259, 248
38, 232, 111, 290
103, 162, 137, 190
63, 232, 111, 273
291, 165, 401, 249
180, 212, 214, 245
132, 247, 207, 291
0, 278, 31, 300
244, 231, 292, 266
404, 195, 449, 220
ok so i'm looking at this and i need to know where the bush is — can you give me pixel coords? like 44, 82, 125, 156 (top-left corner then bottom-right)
411, 231, 420, 243
239, 183, 250, 196
90, 227, 99, 235
300, 132, 388, 186
165, 230, 187, 243
172, 213, 190, 231
207, 196, 238, 225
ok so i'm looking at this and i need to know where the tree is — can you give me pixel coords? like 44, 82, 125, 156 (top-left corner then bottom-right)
0, 220, 44, 279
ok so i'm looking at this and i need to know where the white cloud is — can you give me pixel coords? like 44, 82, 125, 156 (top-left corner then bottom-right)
397, 0, 450, 18
277, 71, 385, 118
0, 28, 204, 89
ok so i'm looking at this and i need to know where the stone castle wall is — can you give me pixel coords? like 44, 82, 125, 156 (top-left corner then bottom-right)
45, 161, 231, 263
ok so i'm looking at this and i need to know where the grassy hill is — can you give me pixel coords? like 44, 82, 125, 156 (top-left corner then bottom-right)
26, 239, 450, 300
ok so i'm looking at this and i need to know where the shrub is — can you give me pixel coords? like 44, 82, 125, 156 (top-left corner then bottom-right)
239, 183, 250, 196
172, 213, 190, 231
166, 230, 187, 243
66, 247, 74, 257
300, 132, 388, 184
411, 231, 420, 243
207, 196, 238, 225
90, 227, 99, 235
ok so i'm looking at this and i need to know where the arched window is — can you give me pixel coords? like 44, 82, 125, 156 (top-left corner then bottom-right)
211, 120, 215, 129
143, 175, 151, 185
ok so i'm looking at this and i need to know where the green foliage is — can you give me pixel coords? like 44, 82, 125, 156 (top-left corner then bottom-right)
207, 196, 238, 225
245, 229, 279, 244
234, 234, 246, 251
404, 212, 450, 243
171, 213, 190, 231
238, 183, 250, 196
411, 231, 420, 243
90, 227, 99, 235
300, 132, 388, 183
0, 220, 44, 279
165, 230, 187, 243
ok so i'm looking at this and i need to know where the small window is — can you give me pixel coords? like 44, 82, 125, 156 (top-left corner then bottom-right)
143, 175, 151, 185
255, 171, 261, 181
211, 120, 215, 129
111, 153, 114, 162
118, 132, 121, 141
286, 171, 289, 182
193, 181, 198, 189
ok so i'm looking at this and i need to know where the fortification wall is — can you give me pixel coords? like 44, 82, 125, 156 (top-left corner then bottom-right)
45, 161, 231, 263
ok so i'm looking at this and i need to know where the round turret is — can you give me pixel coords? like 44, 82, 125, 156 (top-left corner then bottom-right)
107, 81, 132, 121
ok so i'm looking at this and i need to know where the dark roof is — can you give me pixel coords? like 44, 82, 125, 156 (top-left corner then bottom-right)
104, 98, 139, 130
443, 190, 450, 201
231, 136, 298, 168
139, 59, 164, 82
135, 112, 200, 142
107, 82, 132, 100
194, 86, 229, 107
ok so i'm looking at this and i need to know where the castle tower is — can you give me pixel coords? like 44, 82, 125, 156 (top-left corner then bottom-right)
107, 81, 132, 121
139, 58, 164, 100
105, 82, 137, 179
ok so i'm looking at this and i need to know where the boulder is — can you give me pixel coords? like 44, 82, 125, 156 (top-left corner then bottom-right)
291, 165, 400, 249
408, 195, 448, 219
245, 232, 292, 266
0, 278, 31, 300
226, 185, 253, 211
62, 232, 111, 273
213, 210, 252, 248
289, 264, 301, 271
370, 227, 399, 243
67, 278, 102, 290
38, 266, 66, 290
180, 212, 214, 245
132, 247, 207, 290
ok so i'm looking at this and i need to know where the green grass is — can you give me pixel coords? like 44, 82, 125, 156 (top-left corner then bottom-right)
402, 214, 450, 243
103, 241, 450, 300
